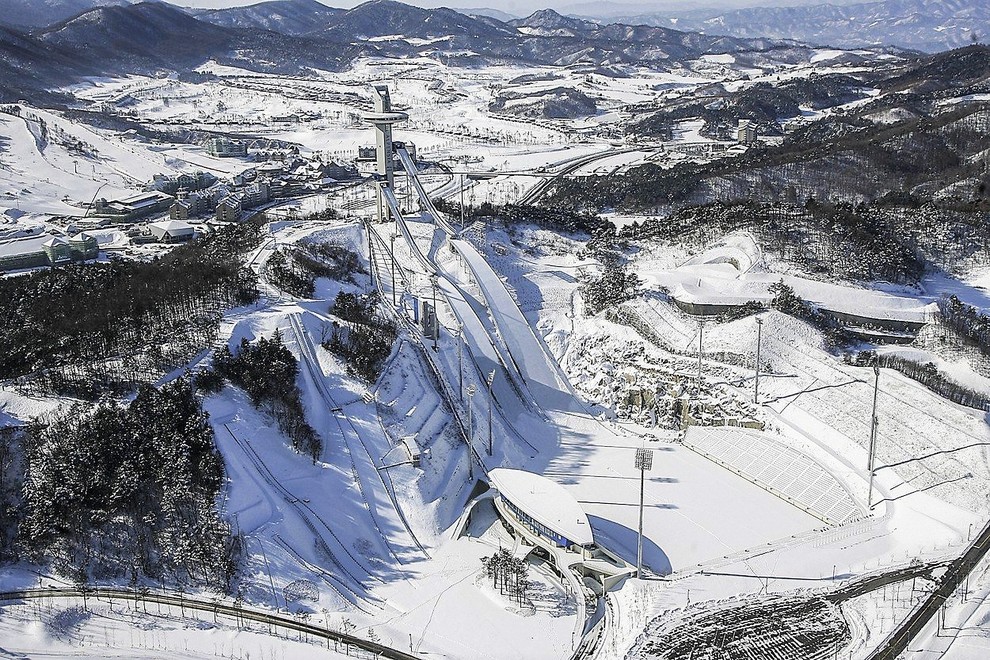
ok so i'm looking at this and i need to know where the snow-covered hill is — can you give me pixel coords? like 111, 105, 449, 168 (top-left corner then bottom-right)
0, 0, 127, 29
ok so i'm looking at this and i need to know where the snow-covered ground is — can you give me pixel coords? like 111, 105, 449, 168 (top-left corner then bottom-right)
640, 232, 930, 323
0, 595, 358, 660
3, 48, 989, 659
461, 219, 988, 658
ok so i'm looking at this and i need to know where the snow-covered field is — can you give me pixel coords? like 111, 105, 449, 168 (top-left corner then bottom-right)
0, 595, 358, 660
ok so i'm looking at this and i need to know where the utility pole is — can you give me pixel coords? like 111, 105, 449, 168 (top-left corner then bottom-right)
466, 383, 476, 437
867, 364, 880, 510
457, 325, 463, 401
390, 232, 397, 307
754, 317, 763, 403
635, 448, 654, 578
431, 274, 439, 351
487, 369, 496, 456
466, 382, 476, 479
460, 173, 465, 232
696, 319, 705, 394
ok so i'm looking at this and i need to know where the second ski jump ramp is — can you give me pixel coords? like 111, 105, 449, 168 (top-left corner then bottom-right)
449, 238, 578, 413
391, 145, 585, 415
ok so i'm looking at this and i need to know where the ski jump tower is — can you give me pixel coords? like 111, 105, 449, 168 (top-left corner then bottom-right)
362, 85, 408, 222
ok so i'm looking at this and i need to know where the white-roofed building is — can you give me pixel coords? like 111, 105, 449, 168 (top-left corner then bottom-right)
0, 231, 100, 271
68, 232, 99, 260
149, 219, 195, 243
484, 468, 634, 591
489, 468, 594, 548
42, 236, 71, 264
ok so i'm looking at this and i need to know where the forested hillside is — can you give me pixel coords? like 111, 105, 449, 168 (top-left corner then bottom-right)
0, 219, 264, 397
19, 378, 237, 588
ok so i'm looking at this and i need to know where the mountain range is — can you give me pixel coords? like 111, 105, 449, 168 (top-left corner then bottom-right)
0, 0, 979, 110
0, 0, 128, 29
190, 0, 341, 36
2, 0, 986, 54
597, 0, 988, 53
0, 0, 822, 103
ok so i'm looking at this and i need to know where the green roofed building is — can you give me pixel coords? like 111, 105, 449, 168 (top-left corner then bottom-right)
0, 232, 100, 272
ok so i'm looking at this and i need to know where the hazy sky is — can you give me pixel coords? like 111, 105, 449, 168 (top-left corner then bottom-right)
179, 0, 831, 14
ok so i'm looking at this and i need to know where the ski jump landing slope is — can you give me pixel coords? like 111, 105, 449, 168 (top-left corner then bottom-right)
449, 238, 580, 414
393, 145, 580, 414
384, 186, 537, 422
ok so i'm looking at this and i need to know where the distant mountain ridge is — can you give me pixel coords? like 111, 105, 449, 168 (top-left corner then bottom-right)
191, 0, 341, 36
317, 0, 515, 42
0, 0, 900, 103
602, 0, 989, 53
509, 8, 598, 36
0, 0, 128, 29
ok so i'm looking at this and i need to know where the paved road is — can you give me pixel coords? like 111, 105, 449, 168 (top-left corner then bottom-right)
867, 520, 990, 659
518, 147, 637, 205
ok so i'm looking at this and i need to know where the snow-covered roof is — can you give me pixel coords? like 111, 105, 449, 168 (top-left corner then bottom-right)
0, 234, 49, 259
118, 191, 171, 208
43, 236, 68, 247
489, 468, 593, 546
150, 219, 194, 234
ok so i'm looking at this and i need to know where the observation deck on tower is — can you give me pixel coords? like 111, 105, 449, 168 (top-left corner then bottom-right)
362, 85, 407, 201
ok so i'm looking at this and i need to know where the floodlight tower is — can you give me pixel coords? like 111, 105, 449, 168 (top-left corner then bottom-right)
362, 85, 408, 223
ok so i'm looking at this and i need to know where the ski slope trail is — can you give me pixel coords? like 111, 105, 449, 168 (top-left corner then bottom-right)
384, 205, 543, 428
287, 312, 430, 568
221, 423, 383, 611
392, 207, 635, 449
388, 156, 633, 437
391, 149, 598, 416
367, 221, 545, 458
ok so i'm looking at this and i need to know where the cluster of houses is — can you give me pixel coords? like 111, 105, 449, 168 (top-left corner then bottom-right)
86, 154, 358, 230
0, 141, 366, 271
164, 159, 354, 224
166, 182, 269, 224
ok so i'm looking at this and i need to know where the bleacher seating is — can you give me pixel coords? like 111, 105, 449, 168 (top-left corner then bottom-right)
684, 427, 861, 525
